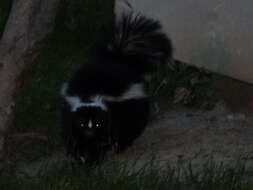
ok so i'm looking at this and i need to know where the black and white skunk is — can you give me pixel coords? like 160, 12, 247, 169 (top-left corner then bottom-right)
60, 13, 172, 164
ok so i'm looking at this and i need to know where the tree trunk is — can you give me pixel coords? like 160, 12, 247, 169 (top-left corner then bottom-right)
0, 0, 60, 168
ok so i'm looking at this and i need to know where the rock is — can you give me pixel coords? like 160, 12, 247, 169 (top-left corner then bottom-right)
0, 0, 60, 168
113, 102, 253, 170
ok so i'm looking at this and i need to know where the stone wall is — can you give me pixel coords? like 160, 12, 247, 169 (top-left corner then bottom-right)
116, 0, 253, 84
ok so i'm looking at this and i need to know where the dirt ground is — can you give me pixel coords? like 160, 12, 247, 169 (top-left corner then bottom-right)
113, 101, 253, 170
17, 101, 253, 176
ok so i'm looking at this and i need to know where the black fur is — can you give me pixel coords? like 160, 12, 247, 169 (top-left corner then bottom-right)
61, 13, 172, 164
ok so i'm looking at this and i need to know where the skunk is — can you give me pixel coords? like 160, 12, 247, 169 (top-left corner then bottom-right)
60, 13, 172, 164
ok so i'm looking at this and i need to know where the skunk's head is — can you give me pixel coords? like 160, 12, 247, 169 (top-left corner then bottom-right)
70, 106, 111, 164
73, 106, 110, 142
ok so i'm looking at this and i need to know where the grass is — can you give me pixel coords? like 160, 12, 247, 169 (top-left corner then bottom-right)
0, 0, 12, 37
3, 0, 251, 189
150, 60, 217, 110
0, 159, 251, 190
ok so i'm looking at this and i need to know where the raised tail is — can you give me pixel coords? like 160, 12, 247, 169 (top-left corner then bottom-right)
94, 12, 173, 76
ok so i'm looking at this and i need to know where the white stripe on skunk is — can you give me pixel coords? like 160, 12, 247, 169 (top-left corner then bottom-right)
61, 82, 147, 112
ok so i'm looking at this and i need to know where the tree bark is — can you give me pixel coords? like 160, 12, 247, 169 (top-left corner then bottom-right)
0, 0, 60, 168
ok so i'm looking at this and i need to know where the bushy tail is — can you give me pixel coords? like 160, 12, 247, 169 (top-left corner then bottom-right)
94, 12, 173, 75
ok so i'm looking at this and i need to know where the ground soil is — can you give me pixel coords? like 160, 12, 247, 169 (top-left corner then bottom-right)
16, 101, 253, 175
113, 102, 253, 170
